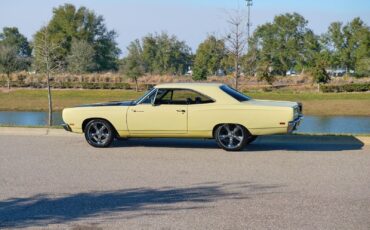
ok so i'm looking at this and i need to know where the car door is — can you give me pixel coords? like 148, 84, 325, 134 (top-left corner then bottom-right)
127, 88, 188, 134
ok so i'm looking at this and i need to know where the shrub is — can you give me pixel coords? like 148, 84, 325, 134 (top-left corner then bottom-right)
311, 60, 330, 84
320, 83, 370, 92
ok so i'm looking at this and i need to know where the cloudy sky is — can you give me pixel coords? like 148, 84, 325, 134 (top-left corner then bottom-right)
1, 0, 369, 55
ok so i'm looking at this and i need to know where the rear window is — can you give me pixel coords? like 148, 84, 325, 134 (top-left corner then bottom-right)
220, 85, 251, 102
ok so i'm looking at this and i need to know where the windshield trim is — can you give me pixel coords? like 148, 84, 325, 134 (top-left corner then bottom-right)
134, 88, 157, 105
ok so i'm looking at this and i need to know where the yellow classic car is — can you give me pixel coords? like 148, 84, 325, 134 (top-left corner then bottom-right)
62, 83, 302, 151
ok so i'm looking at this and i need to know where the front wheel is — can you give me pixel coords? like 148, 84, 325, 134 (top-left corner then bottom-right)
84, 119, 114, 147
215, 124, 250, 151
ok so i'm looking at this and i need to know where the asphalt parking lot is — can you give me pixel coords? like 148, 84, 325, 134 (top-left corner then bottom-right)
0, 133, 369, 229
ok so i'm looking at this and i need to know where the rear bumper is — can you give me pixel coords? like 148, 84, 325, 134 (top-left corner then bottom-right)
62, 123, 72, 132
288, 116, 303, 133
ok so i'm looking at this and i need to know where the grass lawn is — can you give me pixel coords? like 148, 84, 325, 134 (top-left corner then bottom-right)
0, 89, 369, 116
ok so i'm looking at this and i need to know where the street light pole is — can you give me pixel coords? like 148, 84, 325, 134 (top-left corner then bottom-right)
246, 0, 253, 41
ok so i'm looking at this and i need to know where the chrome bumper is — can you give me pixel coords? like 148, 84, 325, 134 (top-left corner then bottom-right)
288, 115, 303, 133
62, 123, 72, 132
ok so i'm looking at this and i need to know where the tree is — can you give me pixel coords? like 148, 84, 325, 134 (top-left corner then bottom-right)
0, 45, 19, 90
323, 18, 370, 75
33, 28, 63, 127
192, 35, 226, 80
120, 40, 145, 92
141, 35, 157, 74
34, 4, 120, 72
312, 59, 330, 84
0, 27, 32, 57
141, 33, 192, 75
247, 13, 315, 76
192, 65, 208, 81
0, 27, 32, 90
225, 11, 247, 90
67, 39, 95, 73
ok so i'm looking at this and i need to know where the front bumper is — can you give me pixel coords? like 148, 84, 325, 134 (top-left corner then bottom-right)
62, 123, 72, 132
288, 115, 303, 133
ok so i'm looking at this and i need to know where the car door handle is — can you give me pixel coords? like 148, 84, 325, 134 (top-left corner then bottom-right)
132, 109, 144, 112
176, 110, 186, 113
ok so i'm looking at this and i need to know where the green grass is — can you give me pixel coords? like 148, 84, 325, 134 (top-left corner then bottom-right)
246, 91, 370, 100
0, 89, 142, 111
0, 89, 369, 116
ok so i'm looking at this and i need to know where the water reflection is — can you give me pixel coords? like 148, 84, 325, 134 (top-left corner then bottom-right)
297, 115, 370, 134
0, 111, 63, 126
0, 111, 369, 134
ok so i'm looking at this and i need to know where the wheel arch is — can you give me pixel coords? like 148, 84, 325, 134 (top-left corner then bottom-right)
212, 123, 252, 138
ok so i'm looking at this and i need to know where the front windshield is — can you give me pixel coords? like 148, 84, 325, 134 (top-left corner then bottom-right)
220, 85, 251, 102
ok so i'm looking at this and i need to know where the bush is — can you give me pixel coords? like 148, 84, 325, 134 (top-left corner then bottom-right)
192, 66, 207, 81
312, 64, 330, 84
320, 83, 370, 92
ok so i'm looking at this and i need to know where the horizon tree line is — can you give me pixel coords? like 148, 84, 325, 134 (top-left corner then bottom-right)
0, 3, 369, 87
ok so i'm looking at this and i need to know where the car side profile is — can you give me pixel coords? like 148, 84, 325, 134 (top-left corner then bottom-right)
62, 83, 302, 151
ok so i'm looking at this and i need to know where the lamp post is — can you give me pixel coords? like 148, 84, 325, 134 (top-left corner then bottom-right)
246, 0, 253, 41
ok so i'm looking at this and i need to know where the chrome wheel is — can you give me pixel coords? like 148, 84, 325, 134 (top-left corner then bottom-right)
85, 119, 114, 147
215, 124, 249, 151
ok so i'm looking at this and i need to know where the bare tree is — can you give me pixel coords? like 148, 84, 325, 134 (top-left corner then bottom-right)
225, 11, 247, 90
33, 28, 63, 127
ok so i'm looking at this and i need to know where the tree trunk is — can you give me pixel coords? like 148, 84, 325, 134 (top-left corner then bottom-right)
46, 71, 53, 127
234, 59, 239, 90
135, 78, 138, 92
7, 72, 10, 92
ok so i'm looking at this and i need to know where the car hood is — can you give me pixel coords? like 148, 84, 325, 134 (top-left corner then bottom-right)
244, 99, 298, 108
77, 100, 134, 107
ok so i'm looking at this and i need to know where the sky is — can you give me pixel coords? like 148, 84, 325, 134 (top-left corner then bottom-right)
0, 0, 369, 55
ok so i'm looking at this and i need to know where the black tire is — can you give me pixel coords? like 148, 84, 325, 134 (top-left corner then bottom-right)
215, 124, 251, 151
246, 135, 258, 144
84, 119, 115, 148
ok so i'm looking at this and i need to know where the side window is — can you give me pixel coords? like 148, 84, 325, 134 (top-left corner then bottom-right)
156, 90, 172, 104
172, 89, 214, 105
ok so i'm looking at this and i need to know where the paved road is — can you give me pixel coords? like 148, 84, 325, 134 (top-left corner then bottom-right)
0, 134, 369, 229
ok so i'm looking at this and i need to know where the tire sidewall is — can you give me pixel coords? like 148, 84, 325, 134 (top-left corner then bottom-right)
84, 119, 114, 148
215, 124, 249, 151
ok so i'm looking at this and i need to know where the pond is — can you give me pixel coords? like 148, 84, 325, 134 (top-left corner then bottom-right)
0, 111, 369, 134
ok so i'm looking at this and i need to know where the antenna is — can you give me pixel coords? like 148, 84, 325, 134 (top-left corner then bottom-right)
245, 0, 253, 41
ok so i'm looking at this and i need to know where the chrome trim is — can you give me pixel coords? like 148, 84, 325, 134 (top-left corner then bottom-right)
62, 123, 72, 132
288, 115, 303, 133
135, 88, 157, 105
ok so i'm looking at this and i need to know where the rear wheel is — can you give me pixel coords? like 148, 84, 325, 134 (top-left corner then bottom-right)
84, 119, 114, 147
215, 124, 250, 151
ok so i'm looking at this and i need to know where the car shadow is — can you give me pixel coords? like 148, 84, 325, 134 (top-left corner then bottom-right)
112, 135, 365, 152
0, 181, 284, 228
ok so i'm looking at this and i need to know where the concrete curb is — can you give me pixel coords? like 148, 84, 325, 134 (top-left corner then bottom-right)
0, 127, 368, 146
0, 127, 78, 137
